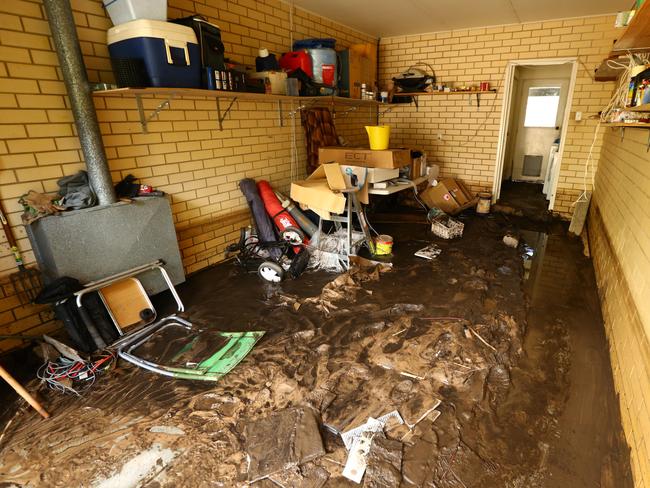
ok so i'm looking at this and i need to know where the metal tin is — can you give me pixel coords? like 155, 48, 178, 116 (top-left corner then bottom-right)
476, 192, 492, 214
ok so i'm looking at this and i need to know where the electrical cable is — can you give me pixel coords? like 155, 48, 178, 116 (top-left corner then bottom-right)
571, 51, 649, 207
37, 352, 115, 396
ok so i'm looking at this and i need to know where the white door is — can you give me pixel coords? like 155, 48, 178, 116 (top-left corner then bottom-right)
512, 79, 569, 182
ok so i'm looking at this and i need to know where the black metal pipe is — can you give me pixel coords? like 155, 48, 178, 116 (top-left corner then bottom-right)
42, 0, 116, 205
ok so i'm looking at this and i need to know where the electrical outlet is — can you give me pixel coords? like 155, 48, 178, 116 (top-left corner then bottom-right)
437, 133, 443, 141
575, 111, 582, 121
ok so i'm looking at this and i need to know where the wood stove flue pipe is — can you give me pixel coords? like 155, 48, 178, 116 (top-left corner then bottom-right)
43, 0, 117, 205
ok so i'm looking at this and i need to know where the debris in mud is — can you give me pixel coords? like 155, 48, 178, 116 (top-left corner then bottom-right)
364, 433, 403, 487
414, 244, 442, 260
244, 407, 325, 482
503, 233, 519, 248
342, 430, 375, 483
93, 443, 175, 488
267, 464, 330, 488
341, 411, 404, 450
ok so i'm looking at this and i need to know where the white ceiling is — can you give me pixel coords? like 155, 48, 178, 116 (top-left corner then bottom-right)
291, 0, 631, 37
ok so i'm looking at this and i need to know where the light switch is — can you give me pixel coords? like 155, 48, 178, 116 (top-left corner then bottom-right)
575, 111, 583, 121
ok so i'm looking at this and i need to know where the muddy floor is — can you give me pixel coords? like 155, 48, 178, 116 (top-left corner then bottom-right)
0, 212, 632, 487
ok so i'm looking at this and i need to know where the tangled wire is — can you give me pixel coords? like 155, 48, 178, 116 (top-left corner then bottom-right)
37, 352, 115, 396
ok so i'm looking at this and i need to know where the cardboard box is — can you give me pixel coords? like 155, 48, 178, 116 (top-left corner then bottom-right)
340, 165, 399, 184
290, 163, 369, 219
420, 178, 476, 214
319, 147, 411, 169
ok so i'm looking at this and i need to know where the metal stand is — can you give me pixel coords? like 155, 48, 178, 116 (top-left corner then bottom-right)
320, 190, 375, 270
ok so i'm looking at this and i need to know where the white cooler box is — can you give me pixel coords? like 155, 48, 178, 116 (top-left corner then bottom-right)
108, 20, 201, 88
103, 0, 167, 26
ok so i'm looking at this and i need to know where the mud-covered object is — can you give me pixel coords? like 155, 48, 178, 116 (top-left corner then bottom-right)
300, 107, 339, 173
57, 170, 97, 210
244, 407, 325, 482
364, 433, 403, 488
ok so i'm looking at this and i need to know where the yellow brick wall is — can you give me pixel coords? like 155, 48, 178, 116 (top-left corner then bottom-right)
589, 127, 650, 487
378, 15, 619, 216
0, 0, 377, 352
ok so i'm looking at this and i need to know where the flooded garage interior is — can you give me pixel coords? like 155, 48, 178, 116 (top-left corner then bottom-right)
1, 0, 650, 486
0, 212, 633, 487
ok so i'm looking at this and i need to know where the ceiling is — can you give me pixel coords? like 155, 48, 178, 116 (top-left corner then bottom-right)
290, 0, 630, 37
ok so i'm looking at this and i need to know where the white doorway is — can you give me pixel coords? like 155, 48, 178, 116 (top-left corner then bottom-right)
493, 59, 578, 211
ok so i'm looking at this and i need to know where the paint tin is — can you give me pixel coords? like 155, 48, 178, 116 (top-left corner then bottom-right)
476, 192, 492, 214
480, 81, 490, 91
375, 234, 393, 255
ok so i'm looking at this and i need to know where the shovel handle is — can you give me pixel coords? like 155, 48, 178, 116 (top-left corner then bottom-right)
0, 203, 24, 266
0, 365, 50, 419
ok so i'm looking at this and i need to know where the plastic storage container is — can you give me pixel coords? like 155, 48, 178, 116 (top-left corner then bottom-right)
279, 51, 313, 79
107, 20, 201, 89
307, 48, 337, 85
103, 0, 167, 26
248, 71, 287, 95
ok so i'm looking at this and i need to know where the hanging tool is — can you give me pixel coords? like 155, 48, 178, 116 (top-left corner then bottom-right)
0, 364, 50, 419
0, 200, 41, 304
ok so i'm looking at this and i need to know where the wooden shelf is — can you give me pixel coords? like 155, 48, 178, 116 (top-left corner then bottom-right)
395, 89, 497, 96
92, 87, 383, 107
603, 122, 650, 127
92, 87, 384, 132
612, 2, 650, 53
628, 103, 650, 112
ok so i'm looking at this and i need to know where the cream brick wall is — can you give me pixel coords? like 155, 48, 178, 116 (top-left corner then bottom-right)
0, 0, 377, 352
378, 15, 619, 216
589, 127, 650, 487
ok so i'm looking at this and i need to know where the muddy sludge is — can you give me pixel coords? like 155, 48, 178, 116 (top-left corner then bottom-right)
0, 215, 630, 487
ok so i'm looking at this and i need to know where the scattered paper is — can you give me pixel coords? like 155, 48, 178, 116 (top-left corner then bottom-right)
342, 431, 374, 483
414, 244, 442, 260
341, 411, 404, 450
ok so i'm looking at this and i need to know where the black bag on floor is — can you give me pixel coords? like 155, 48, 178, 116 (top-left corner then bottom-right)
35, 277, 118, 353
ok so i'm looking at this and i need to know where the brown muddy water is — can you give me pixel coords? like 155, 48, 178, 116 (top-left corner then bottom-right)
0, 213, 632, 487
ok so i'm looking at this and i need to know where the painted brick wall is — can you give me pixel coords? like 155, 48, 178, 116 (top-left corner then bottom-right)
378, 15, 619, 217
0, 0, 377, 352
589, 127, 650, 487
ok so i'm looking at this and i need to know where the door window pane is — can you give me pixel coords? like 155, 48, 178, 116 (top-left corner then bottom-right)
523, 87, 560, 127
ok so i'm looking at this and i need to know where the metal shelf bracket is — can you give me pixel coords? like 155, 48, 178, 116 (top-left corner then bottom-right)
216, 97, 237, 131
136, 94, 174, 133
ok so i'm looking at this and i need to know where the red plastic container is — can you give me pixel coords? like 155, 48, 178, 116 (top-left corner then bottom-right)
279, 50, 313, 79
321, 64, 335, 86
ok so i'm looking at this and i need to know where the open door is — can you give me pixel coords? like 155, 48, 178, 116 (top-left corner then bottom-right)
511, 79, 569, 182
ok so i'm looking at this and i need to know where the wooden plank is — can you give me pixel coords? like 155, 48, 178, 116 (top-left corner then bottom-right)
628, 103, 650, 112
91, 87, 383, 106
603, 122, 650, 128
397, 90, 497, 96
612, 2, 650, 52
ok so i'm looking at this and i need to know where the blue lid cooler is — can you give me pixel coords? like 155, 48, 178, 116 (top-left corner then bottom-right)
107, 19, 201, 88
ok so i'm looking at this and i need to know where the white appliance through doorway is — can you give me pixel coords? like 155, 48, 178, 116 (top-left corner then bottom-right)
512, 78, 569, 182
492, 59, 578, 210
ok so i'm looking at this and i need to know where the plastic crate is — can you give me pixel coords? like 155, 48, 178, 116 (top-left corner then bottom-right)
431, 216, 464, 239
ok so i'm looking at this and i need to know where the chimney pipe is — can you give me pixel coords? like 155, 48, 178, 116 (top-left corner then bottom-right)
43, 0, 117, 206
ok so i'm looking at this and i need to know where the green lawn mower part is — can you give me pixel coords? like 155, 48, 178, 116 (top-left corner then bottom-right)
117, 315, 264, 381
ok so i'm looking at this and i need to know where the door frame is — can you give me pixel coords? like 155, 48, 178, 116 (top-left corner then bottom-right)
492, 57, 578, 210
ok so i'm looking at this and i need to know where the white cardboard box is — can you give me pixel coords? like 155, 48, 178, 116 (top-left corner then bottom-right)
340, 165, 399, 184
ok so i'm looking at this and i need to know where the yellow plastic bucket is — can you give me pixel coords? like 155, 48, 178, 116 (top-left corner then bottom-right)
365, 125, 391, 150
375, 234, 393, 255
